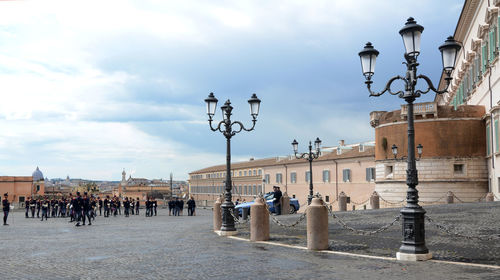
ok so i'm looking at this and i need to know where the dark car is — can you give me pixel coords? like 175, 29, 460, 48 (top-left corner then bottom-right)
234, 192, 300, 216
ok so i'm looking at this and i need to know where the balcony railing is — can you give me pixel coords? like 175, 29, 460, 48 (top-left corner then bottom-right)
401, 102, 438, 119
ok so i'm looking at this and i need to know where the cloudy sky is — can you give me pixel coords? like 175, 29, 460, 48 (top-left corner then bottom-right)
0, 0, 462, 180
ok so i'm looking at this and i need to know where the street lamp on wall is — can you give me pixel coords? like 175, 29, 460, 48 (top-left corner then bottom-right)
359, 17, 460, 261
292, 137, 321, 205
205, 92, 261, 234
392, 143, 423, 161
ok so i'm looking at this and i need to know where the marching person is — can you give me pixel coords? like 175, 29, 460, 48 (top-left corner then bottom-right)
124, 197, 130, 217
30, 198, 36, 218
36, 198, 41, 218
82, 192, 91, 226
272, 186, 282, 215
25, 197, 30, 218
130, 198, 135, 215
187, 197, 196, 216
98, 197, 103, 216
41, 197, 49, 221
2, 193, 10, 225
135, 198, 140, 215
179, 199, 184, 216
173, 197, 180, 216
168, 199, 174, 216
104, 195, 110, 218
153, 199, 157, 216
74, 192, 83, 226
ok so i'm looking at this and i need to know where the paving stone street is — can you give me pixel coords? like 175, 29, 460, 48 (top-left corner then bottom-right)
1, 205, 499, 280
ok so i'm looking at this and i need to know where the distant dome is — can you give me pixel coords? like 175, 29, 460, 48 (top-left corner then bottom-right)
32, 167, 44, 182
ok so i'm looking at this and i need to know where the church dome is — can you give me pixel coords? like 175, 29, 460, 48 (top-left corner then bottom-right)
32, 167, 44, 182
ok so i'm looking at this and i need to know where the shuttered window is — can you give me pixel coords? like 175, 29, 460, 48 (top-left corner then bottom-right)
342, 169, 351, 182
305, 171, 310, 183
366, 168, 375, 182
495, 119, 499, 153
290, 172, 297, 183
487, 124, 491, 155
322, 170, 330, 182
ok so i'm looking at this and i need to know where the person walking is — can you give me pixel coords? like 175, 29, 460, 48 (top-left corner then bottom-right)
82, 192, 91, 226
124, 197, 130, 217
153, 199, 157, 216
41, 197, 49, 221
2, 193, 10, 225
187, 197, 196, 216
98, 197, 103, 216
25, 197, 30, 218
272, 186, 282, 215
74, 192, 83, 226
135, 198, 140, 215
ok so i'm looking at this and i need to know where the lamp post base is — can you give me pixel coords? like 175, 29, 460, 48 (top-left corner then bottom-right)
396, 252, 432, 261
215, 230, 238, 236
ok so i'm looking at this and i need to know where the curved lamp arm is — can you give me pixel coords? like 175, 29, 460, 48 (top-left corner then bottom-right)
208, 119, 225, 133
415, 74, 450, 95
230, 119, 257, 136
367, 75, 407, 97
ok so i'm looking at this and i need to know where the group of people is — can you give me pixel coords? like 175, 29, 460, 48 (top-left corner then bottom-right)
168, 197, 196, 216
1, 193, 197, 227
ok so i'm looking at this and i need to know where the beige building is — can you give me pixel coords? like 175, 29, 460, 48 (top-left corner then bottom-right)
436, 0, 500, 200
189, 141, 377, 210
0, 167, 46, 205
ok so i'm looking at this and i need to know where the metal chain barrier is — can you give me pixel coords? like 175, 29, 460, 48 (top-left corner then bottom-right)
378, 195, 405, 205
421, 193, 447, 204
228, 210, 249, 226
350, 197, 370, 206
324, 203, 401, 235
266, 200, 308, 228
425, 215, 500, 241
452, 193, 466, 203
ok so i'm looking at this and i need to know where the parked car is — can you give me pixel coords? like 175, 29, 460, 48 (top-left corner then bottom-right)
234, 192, 300, 216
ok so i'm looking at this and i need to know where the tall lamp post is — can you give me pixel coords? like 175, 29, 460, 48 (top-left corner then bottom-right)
205, 92, 261, 235
292, 137, 321, 205
358, 17, 460, 261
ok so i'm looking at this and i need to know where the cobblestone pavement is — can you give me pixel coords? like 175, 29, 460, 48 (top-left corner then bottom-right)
236, 201, 500, 267
1, 207, 499, 280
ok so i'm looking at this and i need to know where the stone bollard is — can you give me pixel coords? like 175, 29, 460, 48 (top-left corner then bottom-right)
338, 191, 347, 212
307, 197, 329, 250
281, 192, 291, 215
242, 207, 249, 220
213, 197, 222, 232
370, 191, 379, 209
250, 196, 269, 241
486, 192, 494, 202
446, 191, 454, 204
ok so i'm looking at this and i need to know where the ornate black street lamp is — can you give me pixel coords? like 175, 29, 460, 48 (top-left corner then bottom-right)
205, 92, 261, 235
291, 137, 321, 205
359, 17, 460, 260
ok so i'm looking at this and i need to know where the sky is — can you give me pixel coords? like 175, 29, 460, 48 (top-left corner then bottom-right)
0, 0, 463, 180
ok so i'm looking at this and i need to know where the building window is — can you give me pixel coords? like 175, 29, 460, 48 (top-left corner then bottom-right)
325, 195, 330, 202
253, 185, 257, 195
244, 185, 247, 195
290, 172, 297, 184
264, 174, 270, 184
495, 118, 499, 153
385, 165, 393, 179
253, 170, 256, 176
322, 170, 330, 183
305, 171, 310, 183
244, 171, 247, 176
487, 123, 491, 155
454, 164, 464, 175
292, 194, 296, 199
258, 169, 262, 176
342, 169, 351, 182
276, 173, 283, 184
239, 171, 242, 176
366, 168, 375, 182
238, 185, 242, 195
258, 185, 262, 194
36, 185, 40, 192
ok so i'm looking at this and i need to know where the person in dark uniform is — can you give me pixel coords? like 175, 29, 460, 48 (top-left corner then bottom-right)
68, 193, 74, 222
135, 198, 140, 215
273, 186, 283, 215
30, 198, 36, 218
2, 193, 10, 225
153, 199, 157, 216
82, 192, 91, 226
98, 197, 103, 216
25, 196, 30, 218
61, 198, 67, 217
179, 199, 184, 216
173, 198, 180, 216
36, 198, 41, 218
145, 198, 150, 217
124, 197, 130, 217
74, 192, 83, 226
187, 197, 196, 216
103, 196, 110, 218
41, 197, 49, 221
168, 199, 174, 216
117, 198, 122, 215
130, 198, 135, 215
90, 196, 97, 221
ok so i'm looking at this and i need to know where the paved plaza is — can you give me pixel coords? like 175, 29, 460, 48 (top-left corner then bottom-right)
1, 206, 499, 280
